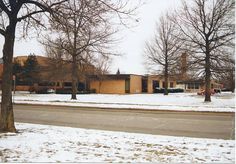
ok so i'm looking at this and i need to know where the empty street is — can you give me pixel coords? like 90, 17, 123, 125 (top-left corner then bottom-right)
10, 104, 234, 139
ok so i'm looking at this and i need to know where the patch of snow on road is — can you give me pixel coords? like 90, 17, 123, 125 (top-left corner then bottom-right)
0, 123, 234, 163
9, 92, 235, 112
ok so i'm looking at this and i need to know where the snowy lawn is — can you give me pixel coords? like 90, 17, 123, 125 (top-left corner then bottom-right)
0, 123, 234, 163
8, 92, 235, 112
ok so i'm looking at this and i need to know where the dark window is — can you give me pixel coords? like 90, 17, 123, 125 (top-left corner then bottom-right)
142, 78, 148, 92
78, 82, 85, 91
187, 83, 193, 89
153, 80, 159, 89
162, 81, 165, 88
170, 82, 174, 88
64, 82, 72, 87
187, 83, 200, 89
125, 79, 130, 93
195, 84, 199, 89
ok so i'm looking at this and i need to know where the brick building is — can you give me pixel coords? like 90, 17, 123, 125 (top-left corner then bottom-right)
89, 74, 142, 94
88, 74, 177, 94
0, 55, 96, 91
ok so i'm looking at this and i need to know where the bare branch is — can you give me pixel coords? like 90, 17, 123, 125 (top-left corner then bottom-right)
17, 0, 67, 22
0, 28, 5, 36
0, 0, 10, 15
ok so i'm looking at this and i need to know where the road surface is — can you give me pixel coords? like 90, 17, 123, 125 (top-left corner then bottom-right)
12, 104, 235, 139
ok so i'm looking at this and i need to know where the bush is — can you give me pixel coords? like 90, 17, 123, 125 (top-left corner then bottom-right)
29, 86, 53, 94
55, 88, 72, 94
154, 88, 184, 93
221, 88, 231, 92
174, 88, 184, 93
55, 88, 93, 94
35, 87, 50, 94
29, 86, 35, 93
154, 88, 164, 93
89, 89, 96, 93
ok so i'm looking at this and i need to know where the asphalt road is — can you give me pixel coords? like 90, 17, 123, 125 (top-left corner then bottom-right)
12, 104, 235, 139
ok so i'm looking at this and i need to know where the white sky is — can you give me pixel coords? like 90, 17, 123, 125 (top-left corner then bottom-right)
0, 0, 181, 75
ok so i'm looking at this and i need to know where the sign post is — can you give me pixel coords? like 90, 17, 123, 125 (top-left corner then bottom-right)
13, 75, 16, 94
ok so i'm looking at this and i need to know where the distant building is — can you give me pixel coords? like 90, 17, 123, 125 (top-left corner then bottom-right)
0, 53, 223, 94
175, 53, 222, 92
0, 55, 96, 91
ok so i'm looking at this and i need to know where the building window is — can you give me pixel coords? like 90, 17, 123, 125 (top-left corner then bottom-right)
125, 79, 130, 93
64, 82, 72, 88
195, 84, 199, 89
187, 83, 200, 89
153, 80, 159, 89
170, 82, 174, 88
187, 83, 194, 89
162, 81, 165, 88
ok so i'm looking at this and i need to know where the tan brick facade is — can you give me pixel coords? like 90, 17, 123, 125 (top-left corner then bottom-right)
89, 74, 143, 94
89, 74, 178, 94
90, 80, 126, 94
130, 75, 142, 93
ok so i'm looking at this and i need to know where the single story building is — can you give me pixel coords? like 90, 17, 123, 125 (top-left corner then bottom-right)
176, 79, 222, 92
89, 74, 142, 94
146, 75, 177, 93
88, 74, 178, 94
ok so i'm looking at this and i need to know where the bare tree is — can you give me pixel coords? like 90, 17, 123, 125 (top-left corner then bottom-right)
94, 55, 111, 75
43, 0, 139, 99
173, 0, 235, 102
226, 60, 235, 92
144, 14, 183, 95
44, 40, 70, 85
217, 53, 235, 92
0, 0, 66, 132
92, 55, 111, 93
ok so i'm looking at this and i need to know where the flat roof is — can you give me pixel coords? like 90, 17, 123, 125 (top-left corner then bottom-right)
88, 74, 143, 80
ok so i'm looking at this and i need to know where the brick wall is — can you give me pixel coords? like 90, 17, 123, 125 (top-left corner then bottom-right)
130, 75, 142, 93
90, 80, 126, 94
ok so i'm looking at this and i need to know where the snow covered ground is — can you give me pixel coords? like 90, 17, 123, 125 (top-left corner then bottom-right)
9, 92, 235, 112
0, 123, 234, 163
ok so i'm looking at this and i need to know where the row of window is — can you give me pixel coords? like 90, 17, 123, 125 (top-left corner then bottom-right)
153, 80, 174, 89
186, 83, 200, 89
186, 83, 214, 89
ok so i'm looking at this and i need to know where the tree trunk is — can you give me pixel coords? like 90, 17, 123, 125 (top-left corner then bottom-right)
231, 82, 235, 93
71, 56, 78, 100
0, 25, 16, 132
230, 70, 235, 93
204, 51, 211, 102
164, 76, 168, 95
164, 59, 168, 95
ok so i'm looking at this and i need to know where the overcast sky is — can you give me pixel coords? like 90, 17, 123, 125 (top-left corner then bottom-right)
0, 0, 181, 75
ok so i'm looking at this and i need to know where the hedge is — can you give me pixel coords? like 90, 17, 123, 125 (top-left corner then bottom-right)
154, 88, 184, 93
